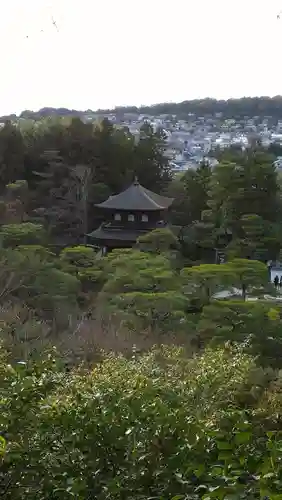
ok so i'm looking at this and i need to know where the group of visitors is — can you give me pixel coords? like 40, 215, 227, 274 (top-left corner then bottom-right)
273, 275, 282, 288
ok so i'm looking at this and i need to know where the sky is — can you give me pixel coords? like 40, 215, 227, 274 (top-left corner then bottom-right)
0, 0, 282, 115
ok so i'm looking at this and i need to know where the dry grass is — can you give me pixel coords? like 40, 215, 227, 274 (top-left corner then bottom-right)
0, 307, 193, 364
56, 318, 193, 362
0, 304, 194, 364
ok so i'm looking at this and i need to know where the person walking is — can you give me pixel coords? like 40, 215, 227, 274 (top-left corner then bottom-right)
274, 275, 279, 288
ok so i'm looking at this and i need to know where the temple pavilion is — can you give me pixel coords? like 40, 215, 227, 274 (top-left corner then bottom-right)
87, 178, 174, 252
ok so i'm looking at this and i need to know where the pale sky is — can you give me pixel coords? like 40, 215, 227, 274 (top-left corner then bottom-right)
0, 0, 282, 115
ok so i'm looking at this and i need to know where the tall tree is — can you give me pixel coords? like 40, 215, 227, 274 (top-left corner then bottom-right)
227, 214, 281, 261
162, 174, 191, 227
182, 162, 212, 224
179, 221, 217, 264
59, 117, 99, 172
93, 118, 134, 192
133, 123, 172, 190
0, 122, 26, 188
208, 153, 280, 253
30, 151, 88, 244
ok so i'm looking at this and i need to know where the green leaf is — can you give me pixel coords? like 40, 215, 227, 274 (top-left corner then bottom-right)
194, 464, 205, 477
218, 451, 233, 461
203, 487, 228, 500
234, 431, 252, 444
267, 431, 276, 439
263, 472, 275, 479
217, 441, 232, 450
0, 435, 6, 456
210, 466, 224, 476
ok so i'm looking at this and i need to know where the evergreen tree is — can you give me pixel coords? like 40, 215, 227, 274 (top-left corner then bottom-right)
133, 123, 172, 190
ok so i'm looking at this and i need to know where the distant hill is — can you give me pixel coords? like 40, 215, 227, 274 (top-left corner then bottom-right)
98, 96, 282, 119
3, 96, 282, 121
0, 107, 85, 122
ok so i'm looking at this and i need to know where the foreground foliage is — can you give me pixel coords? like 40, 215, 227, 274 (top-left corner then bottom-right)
1, 345, 282, 499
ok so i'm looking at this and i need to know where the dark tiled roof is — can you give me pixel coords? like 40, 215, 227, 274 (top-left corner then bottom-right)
87, 225, 148, 242
95, 180, 174, 211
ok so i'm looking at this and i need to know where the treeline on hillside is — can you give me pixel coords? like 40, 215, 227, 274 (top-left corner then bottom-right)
101, 96, 282, 119
5, 96, 282, 121
0, 108, 83, 121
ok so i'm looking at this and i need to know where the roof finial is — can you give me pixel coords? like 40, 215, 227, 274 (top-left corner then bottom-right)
134, 175, 139, 185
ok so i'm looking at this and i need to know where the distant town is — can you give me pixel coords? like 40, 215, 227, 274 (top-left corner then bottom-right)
3, 96, 282, 173
91, 110, 282, 173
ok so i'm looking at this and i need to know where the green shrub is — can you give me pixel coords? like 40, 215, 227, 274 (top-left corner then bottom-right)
0, 223, 46, 247
198, 300, 282, 367
2, 345, 282, 499
60, 246, 102, 294
60, 245, 97, 268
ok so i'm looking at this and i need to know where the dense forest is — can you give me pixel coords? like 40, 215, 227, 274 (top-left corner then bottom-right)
5, 96, 282, 121
2, 117, 282, 498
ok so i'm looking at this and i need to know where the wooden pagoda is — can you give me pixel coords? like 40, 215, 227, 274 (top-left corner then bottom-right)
87, 178, 174, 252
